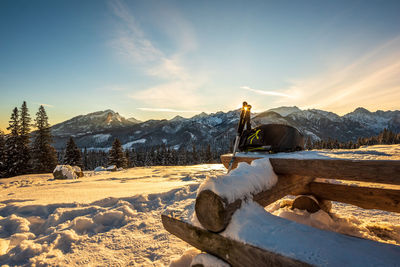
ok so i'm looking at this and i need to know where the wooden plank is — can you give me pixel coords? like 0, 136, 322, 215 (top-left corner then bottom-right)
220, 154, 400, 185
162, 212, 400, 267
161, 214, 311, 267
302, 182, 400, 213
195, 175, 313, 233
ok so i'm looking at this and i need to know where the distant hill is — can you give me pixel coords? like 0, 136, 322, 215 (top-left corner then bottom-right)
50, 107, 400, 151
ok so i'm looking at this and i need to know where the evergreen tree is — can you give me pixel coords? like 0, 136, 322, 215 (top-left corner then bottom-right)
83, 147, 88, 170
19, 101, 32, 173
4, 107, 25, 177
130, 148, 138, 167
63, 137, 82, 167
205, 144, 212, 163
31, 105, 58, 173
0, 130, 5, 177
305, 136, 313, 150
125, 149, 132, 167
192, 144, 199, 164
108, 138, 127, 168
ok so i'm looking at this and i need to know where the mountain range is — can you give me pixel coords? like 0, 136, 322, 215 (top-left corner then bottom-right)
50, 107, 400, 151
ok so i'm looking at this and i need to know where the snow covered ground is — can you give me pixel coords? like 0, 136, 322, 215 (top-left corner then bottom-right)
1, 145, 400, 266
0, 165, 226, 266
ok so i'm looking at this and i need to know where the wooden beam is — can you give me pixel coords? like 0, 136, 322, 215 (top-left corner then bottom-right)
195, 175, 313, 233
220, 154, 400, 185
162, 214, 311, 267
162, 212, 400, 267
301, 182, 400, 213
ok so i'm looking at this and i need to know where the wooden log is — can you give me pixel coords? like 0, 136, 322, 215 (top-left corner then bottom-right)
195, 175, 313, 233
220, 154, 400, 185
162, 212, 400, 267
162, 214, 310, 267
302, 182, 400, 213
292, 195, 321, 213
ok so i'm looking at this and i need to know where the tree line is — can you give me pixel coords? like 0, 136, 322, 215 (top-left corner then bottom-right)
0, 102, 225, 177
1, 102, 399, 178
59, 138, 224, 170
306, 128, 400, 150
0, 102, 57, 178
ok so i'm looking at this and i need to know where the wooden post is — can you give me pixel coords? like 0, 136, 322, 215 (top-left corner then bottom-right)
195, 175, 314, 233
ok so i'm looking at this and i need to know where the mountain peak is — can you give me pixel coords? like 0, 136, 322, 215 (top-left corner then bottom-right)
353, 107, 371, 114
267, 106, 301, 116
170, 115, 185, 122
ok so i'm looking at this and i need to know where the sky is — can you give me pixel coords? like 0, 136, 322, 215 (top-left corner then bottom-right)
1, 0, 400, 131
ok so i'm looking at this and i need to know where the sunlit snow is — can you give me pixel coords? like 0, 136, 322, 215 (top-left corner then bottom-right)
0, 145, 399, 266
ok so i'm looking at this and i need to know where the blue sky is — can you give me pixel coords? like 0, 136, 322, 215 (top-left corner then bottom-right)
1, 0, 400, 131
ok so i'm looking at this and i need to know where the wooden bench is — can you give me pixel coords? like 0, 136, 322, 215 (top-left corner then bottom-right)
163, 153, 400, 266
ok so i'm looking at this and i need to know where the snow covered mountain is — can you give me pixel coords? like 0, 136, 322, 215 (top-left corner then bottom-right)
50, 107, 400, 150
51, 110, 139, 137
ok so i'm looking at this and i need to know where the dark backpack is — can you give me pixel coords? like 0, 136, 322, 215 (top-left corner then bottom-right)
238, 124, 304, 152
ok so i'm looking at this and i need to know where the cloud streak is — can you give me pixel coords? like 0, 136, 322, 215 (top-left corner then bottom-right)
240, 86, 294, 98
273, 36, 400, 114
34, 102, 54, 108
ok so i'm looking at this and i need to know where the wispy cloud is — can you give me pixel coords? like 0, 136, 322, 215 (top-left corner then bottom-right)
110, 0, 204, 108
240, 86, 294, 98
34, 102, 54, 108
274, 36, 400, 114
137, 107, 202, 113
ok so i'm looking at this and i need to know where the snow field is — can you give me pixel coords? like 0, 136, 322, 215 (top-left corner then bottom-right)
0, 185, 196, 265
0, 165, 226, 266
1, 145, 400, 266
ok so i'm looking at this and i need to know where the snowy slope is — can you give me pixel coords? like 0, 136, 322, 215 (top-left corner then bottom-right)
1, 146, 400, 266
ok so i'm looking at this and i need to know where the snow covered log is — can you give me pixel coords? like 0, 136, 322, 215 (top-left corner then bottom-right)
195, 175, 314, 233
162, 214, 310, 267
221, 154, 400, 185
162, 210, 400, 267
301, 181, 400, 213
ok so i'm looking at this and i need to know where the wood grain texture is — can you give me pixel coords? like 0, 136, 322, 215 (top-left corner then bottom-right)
195, 175, 314, 233
220, 154, 400, 185
162, 214, 311, 267
302, 182, 400, 213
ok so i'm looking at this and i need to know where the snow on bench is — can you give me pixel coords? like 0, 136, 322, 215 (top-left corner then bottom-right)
163, 145, 400, 266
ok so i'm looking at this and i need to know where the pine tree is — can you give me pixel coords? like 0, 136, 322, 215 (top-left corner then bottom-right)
192, 144, 199, 164
205, 144, 212, 163
19, 101, 32, 173
0, 130, 5, 177
125, 149, 132, 167
31, 105, 58, 173
108, 138, 127, 168
63, 137, 82, 167
305, 136, 313, 150
83, 147, 88, 170
4, 107, 25, 177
